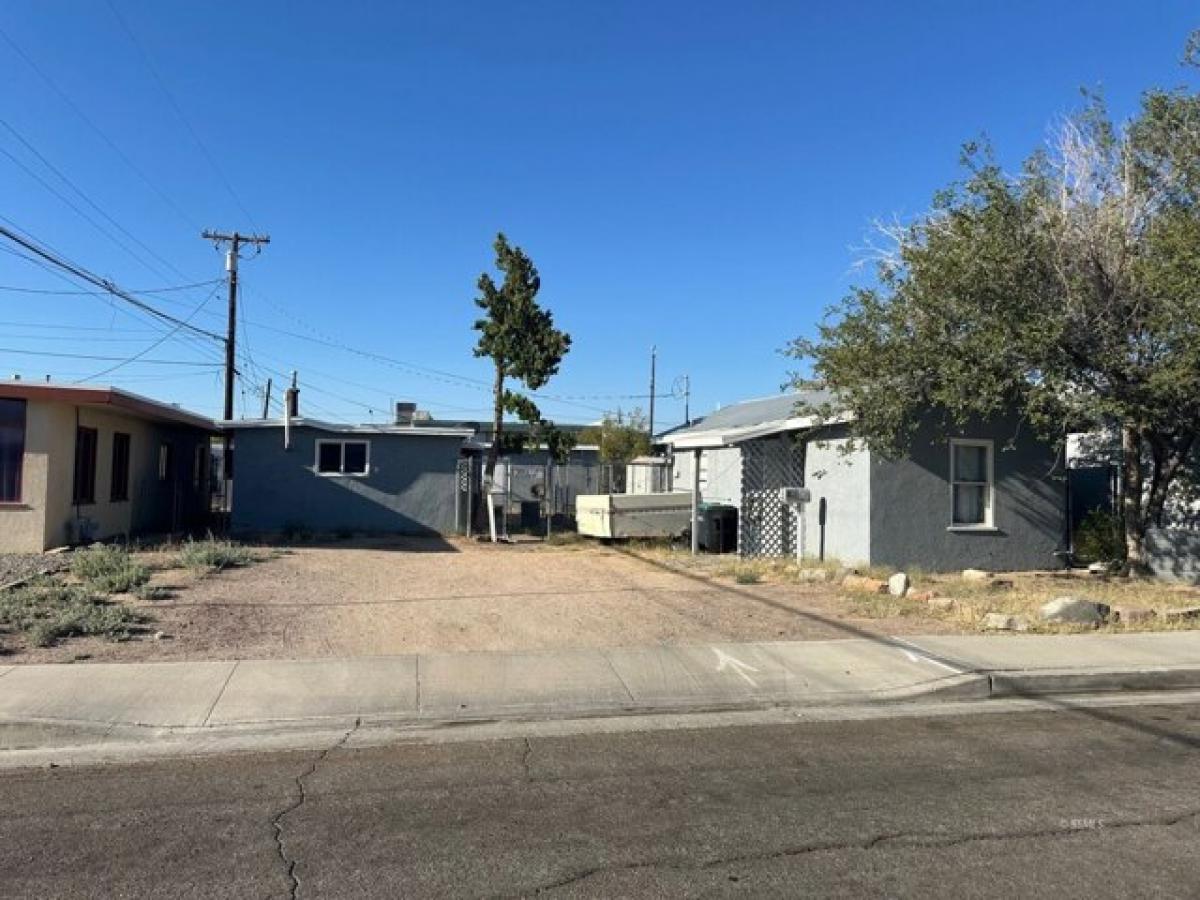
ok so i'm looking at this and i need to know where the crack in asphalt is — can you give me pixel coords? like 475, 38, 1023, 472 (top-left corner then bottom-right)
270, 718, 361, 900
515, 807, 1200, 896
521, 737, 534, 781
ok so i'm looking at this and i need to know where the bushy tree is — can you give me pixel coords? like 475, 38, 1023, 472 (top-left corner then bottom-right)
579, 409, 652, 464
790, 70, 1200, 572
473, 233, 572, 485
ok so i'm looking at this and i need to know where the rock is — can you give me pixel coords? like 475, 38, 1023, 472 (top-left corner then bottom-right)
1160, 605, 1200, 622
1111, 604, 1155, 625
962, 568, 993, 582
927, 597, 956, 612
1087, 561, 1110, 575
796, 568, 830, 583
1039, 596, 1110, 625
842, 574, 887, 594
908, 589, 939, 602
981, 612, 1030, 632
887, 573, 910, 597
832, 567, 858, 584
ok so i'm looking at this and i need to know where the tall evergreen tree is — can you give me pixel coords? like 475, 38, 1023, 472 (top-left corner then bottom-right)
473, 233, 572, 490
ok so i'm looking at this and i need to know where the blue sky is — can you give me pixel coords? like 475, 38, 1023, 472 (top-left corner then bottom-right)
1, 2, 1195, 427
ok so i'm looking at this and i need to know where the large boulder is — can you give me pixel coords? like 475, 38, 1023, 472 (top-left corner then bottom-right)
962, 569, 993, 582
1039, 596, 1110, 625
887, 573, 910, 597
981, 612, 1030, 632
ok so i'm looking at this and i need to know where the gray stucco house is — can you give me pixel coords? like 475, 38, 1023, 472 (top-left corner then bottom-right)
663, 392, 1067, 572
226, 418, 472, 536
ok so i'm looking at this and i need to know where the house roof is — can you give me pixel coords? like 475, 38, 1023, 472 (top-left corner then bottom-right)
221, 417, 474, 438
0, 380, 216, 431
659, 389, 843, 450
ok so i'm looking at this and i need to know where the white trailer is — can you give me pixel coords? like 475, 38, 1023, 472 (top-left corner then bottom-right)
575, 492, 693, 539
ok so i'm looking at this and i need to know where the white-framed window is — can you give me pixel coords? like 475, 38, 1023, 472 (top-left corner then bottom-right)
315, 439, 370, 476
949, 439, 994, 528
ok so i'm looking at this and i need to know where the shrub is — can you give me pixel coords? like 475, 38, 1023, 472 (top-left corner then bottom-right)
1074, 509, 1125, 565
133, 584, 173, 602
178, 537, 258, 572
69, 545, 150, 594
733, 570, 762, 584
0, 580, 143, 647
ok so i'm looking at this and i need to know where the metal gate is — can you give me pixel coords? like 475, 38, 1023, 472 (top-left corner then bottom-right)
738, 436, 805, 558
454, 458, 608, 537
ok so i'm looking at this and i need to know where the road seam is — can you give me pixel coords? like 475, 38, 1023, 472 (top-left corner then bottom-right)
601, 651, 638, 705
200, 661, 240, 727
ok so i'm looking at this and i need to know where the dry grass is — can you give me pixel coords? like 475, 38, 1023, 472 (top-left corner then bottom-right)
634, 546, 1200, 634
901, 571, 1200, 634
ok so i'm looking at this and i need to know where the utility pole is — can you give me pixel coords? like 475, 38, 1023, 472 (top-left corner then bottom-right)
261, 377, 272, 419
648, 345, 657, 443
201, 230, 270, 422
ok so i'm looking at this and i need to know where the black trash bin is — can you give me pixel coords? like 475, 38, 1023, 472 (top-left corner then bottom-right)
700, 503, 739, 553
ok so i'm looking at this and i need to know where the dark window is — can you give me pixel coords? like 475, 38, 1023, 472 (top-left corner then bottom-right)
111, 432, 131, 501
73, 427, 98, 505
316, 440, 370, 475
0, 398, 25, 503
317, 442, 342, 473
343, 442, 368, 474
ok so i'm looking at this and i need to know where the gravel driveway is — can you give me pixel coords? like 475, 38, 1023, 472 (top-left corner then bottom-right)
3, 537, 956, 663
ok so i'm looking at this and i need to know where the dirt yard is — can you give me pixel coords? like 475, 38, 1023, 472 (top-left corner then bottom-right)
1, 538, 960, 663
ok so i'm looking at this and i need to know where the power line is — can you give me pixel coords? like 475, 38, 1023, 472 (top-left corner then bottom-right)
105, 0, 260, 231
0, 118, 206, 287
0, 278, 222, 297
0, 24, 199, 231
0, 221, 224, 343
76, 279, 224, 382
0, 347, 221, 365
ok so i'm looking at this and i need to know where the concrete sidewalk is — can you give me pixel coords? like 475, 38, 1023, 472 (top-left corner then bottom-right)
1, 631, 1199, 736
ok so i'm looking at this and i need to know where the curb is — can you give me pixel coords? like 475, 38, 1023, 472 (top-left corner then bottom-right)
988, 665, 1200, 698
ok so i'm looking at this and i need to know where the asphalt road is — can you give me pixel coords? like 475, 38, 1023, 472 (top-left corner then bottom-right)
2, 703, 1199, 898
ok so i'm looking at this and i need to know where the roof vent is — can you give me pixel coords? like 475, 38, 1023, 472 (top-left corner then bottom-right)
395, 401, 418, 425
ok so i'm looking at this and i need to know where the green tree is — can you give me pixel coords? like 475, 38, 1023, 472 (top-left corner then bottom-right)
473, 233, 572, 486
579, 409, 651, 464
790, 74, 1200, 572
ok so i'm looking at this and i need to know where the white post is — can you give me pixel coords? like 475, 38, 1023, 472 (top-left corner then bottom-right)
691, 448, 701, 555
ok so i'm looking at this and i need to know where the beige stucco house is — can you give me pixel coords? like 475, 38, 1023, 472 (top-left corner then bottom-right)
0, 382, 216, 553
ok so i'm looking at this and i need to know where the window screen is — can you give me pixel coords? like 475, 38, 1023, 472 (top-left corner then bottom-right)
111, 432, 131, 502
73, 427, 98, 505
0, 398, 25, 503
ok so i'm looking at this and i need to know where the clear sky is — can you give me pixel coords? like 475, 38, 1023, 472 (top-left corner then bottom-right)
2, 1, 1195, 428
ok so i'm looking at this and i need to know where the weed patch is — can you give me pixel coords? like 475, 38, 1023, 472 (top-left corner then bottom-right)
178, 537, 260, 572
0, 580, 144, 647
70, 545, 150, 594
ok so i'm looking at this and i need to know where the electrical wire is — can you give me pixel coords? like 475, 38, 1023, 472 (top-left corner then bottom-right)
0, 221, 224, 343
0, 24, 199, 232
0, 279, 221, 297
0, 347, 220, 365
104, 0, 259, 231
75, 279, 224, 382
